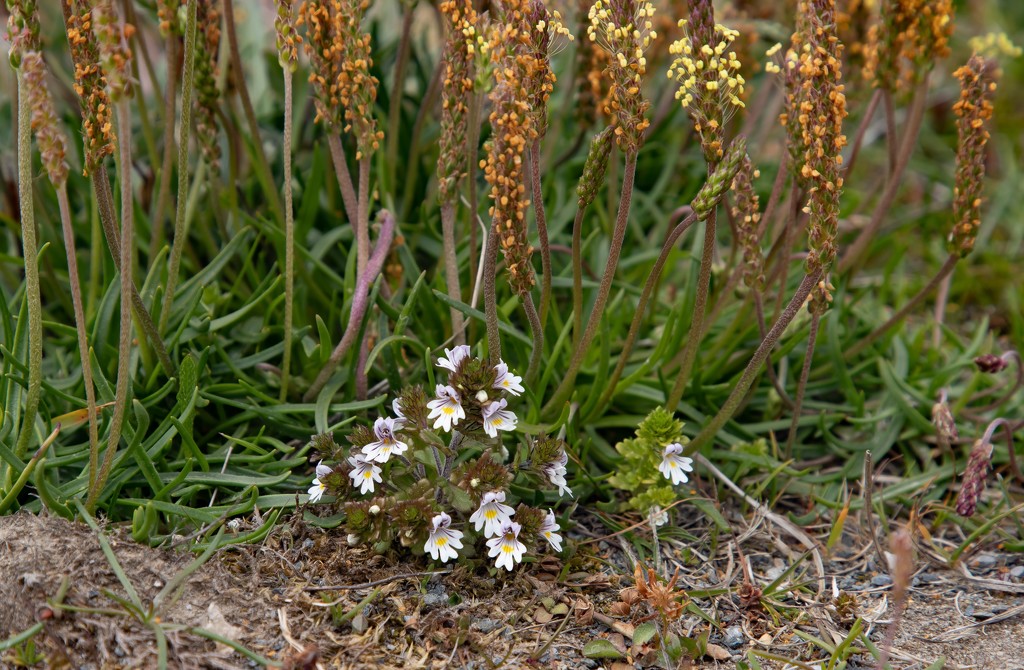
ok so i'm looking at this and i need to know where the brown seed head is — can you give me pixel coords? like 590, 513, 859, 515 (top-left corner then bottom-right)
65, 2, 117, 172
948, 55, 997, 258
519, 0, 572, 140
586, 0, 656, 152
436, 0, 479, 204
889, 529, 914, 604
275, 0, 302, 70
931, 396, 958, 452
974, 353, 1009, 374
21, 52, 69, 186
864, 0, 953, 90
90, 0, 133, 102
730, 154, 764, 290
956, 438, 993, 517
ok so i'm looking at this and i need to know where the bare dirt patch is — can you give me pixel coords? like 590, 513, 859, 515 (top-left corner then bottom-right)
3, 510, 1024, 669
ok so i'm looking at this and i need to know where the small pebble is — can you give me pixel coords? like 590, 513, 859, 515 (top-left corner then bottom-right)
972, 554, 998, 570
473, 618, 501, 633
871, 574, 893, 587
723, 625, 745, 649
917, 572, 941, 584
423, 592, 447, 607
351, 612, 369, 633
1010, 566, 1024, 579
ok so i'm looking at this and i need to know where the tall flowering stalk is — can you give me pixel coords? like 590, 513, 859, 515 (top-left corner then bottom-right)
149, 0, 183, 260
684, 0, 847, 457
61, 0, 173, 375
841, 0, 954, 272
192, 0, 221, 171
277, 0, 300, 399
786, 0, 848, 454
543, 0, 656, 415
847, 54, 998, 359
6, 0, 43, 467
437, 0, 479, 346
20, 49, 101, 493
664, 0, 745, 411
481, 0, 539, 374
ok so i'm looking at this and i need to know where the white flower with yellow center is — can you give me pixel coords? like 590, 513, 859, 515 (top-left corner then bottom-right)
482, 398, 517, 438
544, 449, 573, 498
436, 344, 472, 373
347, 454, 382, 495
469, 490, 515, 537
424, 512, 464, 563
362, 416, 408, 463
487, 520, 526, 571
493, 360, 525, 396
539, 509, 563, 552
427, 384, 466, 432
307, 461, 333, 503
658, 442, 694, 485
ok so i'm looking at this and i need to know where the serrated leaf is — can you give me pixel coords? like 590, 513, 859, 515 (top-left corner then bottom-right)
582, 639, 624, 659
447, 484, 474, 513
633, 622, 658, 646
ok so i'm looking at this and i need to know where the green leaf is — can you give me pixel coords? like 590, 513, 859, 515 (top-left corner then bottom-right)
633, 622, 658, 646
582, 639, 624, 660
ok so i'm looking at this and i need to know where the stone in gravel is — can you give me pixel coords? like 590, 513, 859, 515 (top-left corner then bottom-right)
423, 590, 448, 607
723, 625, 745, 649
473, 618, 501, 633
351, 612, 369, 633
917, 572, 941, 584
972, 554, 998, 570
1010, 566, 1024, 579
871, 574, 893, 587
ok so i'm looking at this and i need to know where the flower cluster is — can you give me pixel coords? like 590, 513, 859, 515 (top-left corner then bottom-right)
730, 154, 764, 291
275, 0, 301, 71
65, 1, 117, 171
667, 18, 745, 161
968, 32, 1023, 60
298, 0, 382, 159
863, 0, 953, 91
519, 0, 573, 140
304, 345, 570, 573
6, 0, 41, 67
90, 0, 133, 103
586, 0, 656, 152
947, 55, 998, 258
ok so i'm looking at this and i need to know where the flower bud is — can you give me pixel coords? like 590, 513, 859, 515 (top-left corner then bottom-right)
576, 126, 614, 208
691, 137, 747, 220
956, 438, 993, 517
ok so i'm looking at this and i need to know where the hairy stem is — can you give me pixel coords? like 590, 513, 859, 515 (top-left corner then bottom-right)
466, 92, 482, 301
357, 156, 371, 277
57, 185, 99, 490
483, 226, 501, 363
684, 271, 821, 456
666, 163, 719, 411
440, 199, 466, 345
570, 206, 585, 348
784, 310, 821, 457
753, 290, 792, 408
304, 212, 396, 402
87, 100, 136, 512
223, 0, 283, 223
543, 151, 638, 416
327, 134, 359, 224
598, 209, 699, 411
844, 88, 881, 177
160, 0, 198, 333
882, 89, 898, 175
840, 76, 930, 274
846, 253, 959, 359
280, 68, 295, 401
529, 140, 552, 329
149, 35, 179, 261
522, 291, 544, 385
13, 74, 42, 462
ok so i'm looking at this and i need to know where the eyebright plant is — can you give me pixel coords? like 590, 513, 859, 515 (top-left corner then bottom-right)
304, 345, 570, 572
608, 408, 694, 515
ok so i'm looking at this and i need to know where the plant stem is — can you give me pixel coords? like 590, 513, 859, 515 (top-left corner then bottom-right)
149, 35, 179, 261
753, 290, 792, 408
357, 156, 371, 277
327, 133, 359, 225
846, 253, 958, 359
597, 209, 699, 411
160, 0, 197, 333
570, 207, 585, 348
386, 6, 414, 193
57, 185, 99, 489
882, 89, 897, 175
483, 226, 501, 363
466, 92, 482, 301
280, 68, 295, 401
543, 151, 638, 417
932, 271, 952, 350
844, 88, 881, 177
440, 199, 466, 345
840, 75, 930, 274
88, 99, 136, 512
666, 163, 718, 412
529, 140, 552, 329
223, 0, 283, 224
684, 271, 821, 456
304, 212, 396, 402
784, 310, 820, 458
13, 73, 42, 462
522, 291, 543, 385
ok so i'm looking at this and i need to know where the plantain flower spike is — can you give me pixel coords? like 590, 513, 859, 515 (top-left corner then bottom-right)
572, 0, 611, 129
730, 154, 765, 291
90, 0, 133, 103
21, 52, 70, 187
64, 1, 117, 172
193, 0, 222, 170
798, 0, 847, 314
586, 0, 656, 153
667, 0, 745, 162
275, 0, 301, 71
6, 0, 42, 68
519, 0, 573, 140
947, 55, 998, 258
436, 0, 479, 205
863, 0, 953, 91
